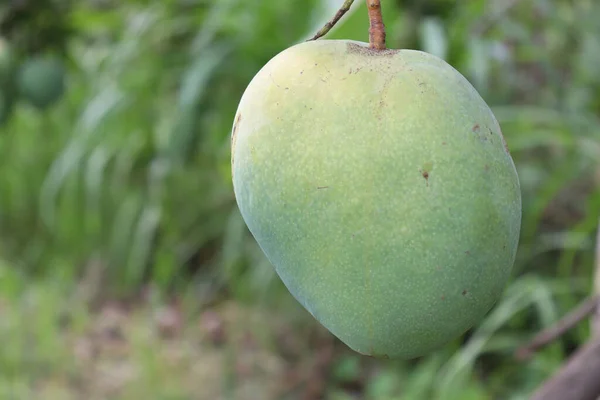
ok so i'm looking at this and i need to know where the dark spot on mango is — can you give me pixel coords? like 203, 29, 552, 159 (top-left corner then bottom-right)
232, 113, 242, 145
496, 127, 511, 154
420, 162, 433, 185
462, 290, 468, 296
231, 113, 242, 171
472, 124, 480, 133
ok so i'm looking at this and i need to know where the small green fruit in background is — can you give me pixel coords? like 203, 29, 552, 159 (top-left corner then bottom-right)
231, 40, 521, 359
18, 55, 66, 110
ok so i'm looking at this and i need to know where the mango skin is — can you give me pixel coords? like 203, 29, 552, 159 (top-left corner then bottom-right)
231, 40, 521, 359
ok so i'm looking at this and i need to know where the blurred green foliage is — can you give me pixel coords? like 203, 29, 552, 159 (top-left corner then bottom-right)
0, 0, 599, 399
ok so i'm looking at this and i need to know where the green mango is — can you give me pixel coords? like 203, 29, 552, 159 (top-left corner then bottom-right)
18, 55, 66, 110
231, 40, 521, 359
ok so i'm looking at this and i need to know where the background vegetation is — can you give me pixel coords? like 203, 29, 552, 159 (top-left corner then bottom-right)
0, 0, 599, 398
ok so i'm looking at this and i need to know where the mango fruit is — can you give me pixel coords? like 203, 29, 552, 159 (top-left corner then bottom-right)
231, 40, 521, 359
18, 55, 65, 110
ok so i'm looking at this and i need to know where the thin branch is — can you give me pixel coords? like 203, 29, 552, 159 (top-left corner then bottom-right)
515, 295, 600, 361
308, 0, 355, 41
530, 220, 600, 399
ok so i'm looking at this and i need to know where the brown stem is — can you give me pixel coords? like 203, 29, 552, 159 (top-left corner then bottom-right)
366, 0, 386, 50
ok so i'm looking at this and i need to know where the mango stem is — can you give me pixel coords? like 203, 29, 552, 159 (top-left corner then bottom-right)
366, 0, 386, 50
